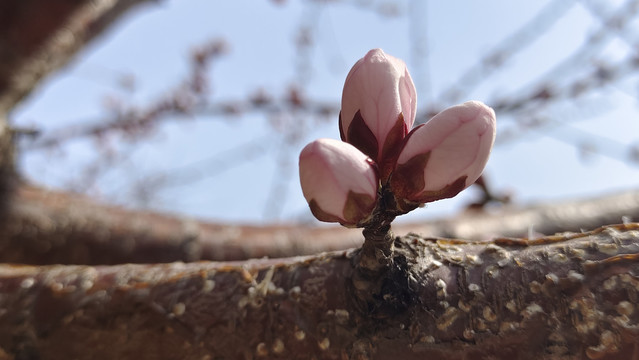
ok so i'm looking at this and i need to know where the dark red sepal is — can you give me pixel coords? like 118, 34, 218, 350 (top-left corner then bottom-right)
338, 111, 346, 141
379, 113, 409, 182
342, 190, 376, 227
308, 199, 344, 224
346, 110, 379, 162
412, 176, 468, 204
389, 151, 431, 201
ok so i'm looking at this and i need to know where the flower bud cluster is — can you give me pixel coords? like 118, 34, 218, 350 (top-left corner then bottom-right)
300, 49, 496, 227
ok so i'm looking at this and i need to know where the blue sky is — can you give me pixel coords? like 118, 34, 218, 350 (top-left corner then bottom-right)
11, 0, 639, 225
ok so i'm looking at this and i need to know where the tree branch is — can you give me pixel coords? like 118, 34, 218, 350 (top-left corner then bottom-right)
0, 0, 152, 113
1, 184, 638, 265
0, 184, 364, 264
1, 223, 638, 359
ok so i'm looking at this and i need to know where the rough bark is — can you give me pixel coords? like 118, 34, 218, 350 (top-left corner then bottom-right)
0, 0, 152, 113
0, 223, 638, 359
1, 184, 638, 265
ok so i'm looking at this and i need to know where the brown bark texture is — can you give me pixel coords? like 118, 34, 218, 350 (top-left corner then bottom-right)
0, 223, 638, 359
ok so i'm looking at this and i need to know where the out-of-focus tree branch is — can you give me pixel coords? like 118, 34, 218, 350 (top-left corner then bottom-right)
1, 183, 637, 265
0, 0, 152, 113
0, 184, 362, 264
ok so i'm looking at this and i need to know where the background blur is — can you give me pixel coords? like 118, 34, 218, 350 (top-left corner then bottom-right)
10, 0, 639, 225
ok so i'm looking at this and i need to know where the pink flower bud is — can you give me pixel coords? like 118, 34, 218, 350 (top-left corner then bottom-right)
339, 49, 417, 181
390, 101, 496, 208
299, 138, 379, 227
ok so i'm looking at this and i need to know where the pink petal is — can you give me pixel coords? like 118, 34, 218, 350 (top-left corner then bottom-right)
393, 101, 496, 203
299, 139, 379, 225
340, 49, 417, 167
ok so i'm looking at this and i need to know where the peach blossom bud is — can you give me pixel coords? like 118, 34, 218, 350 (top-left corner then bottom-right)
299, 138, 379, 227
339, 48, 417, 181
390, 101, 496, 209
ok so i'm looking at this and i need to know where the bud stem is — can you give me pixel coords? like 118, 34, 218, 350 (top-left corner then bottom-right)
350, 186, 399, 311
357, 184, 400, 274
359, 223, 394, 273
